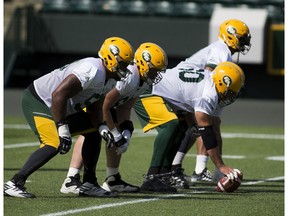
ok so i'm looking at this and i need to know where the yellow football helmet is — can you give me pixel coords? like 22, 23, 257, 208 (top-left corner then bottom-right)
219, 19, 251, 55
212, 61, 245, 107
134, 42, 168, 85
98, 37, 134, 78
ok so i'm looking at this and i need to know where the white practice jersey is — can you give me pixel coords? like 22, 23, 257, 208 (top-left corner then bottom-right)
152, 68, 223, 117
33, 57, 107, 116
151, 39, 231, 117
103, 64, 150, 108
176, 39, 232, 70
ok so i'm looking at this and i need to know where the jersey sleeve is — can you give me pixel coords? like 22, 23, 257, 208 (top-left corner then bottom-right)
71, 62, 98, 90
194, 97, 216, 116
206, 47, 232, 69
115, 65, 139, 96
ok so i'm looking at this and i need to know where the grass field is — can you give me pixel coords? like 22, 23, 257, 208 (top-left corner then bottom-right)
3, 116, 284, 216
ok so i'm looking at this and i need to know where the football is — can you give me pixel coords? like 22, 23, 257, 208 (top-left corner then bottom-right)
216, 169, 243, 192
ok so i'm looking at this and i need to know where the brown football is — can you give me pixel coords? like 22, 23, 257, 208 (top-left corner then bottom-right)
216, 170, 243, 192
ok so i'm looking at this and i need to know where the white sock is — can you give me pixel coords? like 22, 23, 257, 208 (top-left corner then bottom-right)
107, 167, 119, 177
172, 152, 185, 165
194, 155, 209, 174
67, 167, 80, 177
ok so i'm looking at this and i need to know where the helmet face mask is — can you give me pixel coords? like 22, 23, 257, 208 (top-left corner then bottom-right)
212, 62, 245, 107
219, 19, 251, 55
114, 56, 132, 78
237, 34, 251, 54
98, 37, 134, 78
134, 43, 168, 86
142, 67, 163, 86
218, 90, 240, 107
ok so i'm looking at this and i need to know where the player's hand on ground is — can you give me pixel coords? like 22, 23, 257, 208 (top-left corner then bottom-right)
219, 165, 241, 182
227, 169, 242, 182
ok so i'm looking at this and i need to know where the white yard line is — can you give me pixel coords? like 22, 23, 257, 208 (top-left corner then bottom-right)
4, 125, 284, 215
241, 176, 285, 185
39, 176, 284, 216
3, 124, 284, 149
40, 194, 186, 216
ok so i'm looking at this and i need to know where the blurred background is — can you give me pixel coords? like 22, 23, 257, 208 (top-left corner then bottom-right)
3, 0, 284, 124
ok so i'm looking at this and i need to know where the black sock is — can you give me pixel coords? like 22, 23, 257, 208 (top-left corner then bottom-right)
82, 132, 101, 184
147, 167, 161, 175
12, 145, 58, 185
171, 164, 182, 172
159, 166, 171, 174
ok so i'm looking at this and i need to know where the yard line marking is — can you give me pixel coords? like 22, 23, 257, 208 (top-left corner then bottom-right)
242, 176, 284, 185
39, 194, 186, 216
266, 156, 284, 161
39, 176, 284, 216
4, 124, 31, 129
5, 124, 284, 139
221, 133, 284, 140
4, 142, 39, 149
186, 154, 246, 159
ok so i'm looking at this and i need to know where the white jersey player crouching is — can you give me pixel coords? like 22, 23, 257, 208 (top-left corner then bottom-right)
60, 43, 168, 194
152, 61, 245, 179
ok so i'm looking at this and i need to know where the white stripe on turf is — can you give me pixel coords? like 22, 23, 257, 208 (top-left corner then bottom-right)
39, 176, 284, 216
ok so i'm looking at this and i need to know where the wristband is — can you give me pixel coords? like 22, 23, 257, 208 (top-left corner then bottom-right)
58, 124, 71, 137
57, 119, 67, 127
111, 127, 122, 142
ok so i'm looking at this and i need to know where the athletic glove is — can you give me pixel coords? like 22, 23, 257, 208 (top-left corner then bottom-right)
227, 169, 241, 182
98, 123, 115, 148
116, 130, 131, 155
110, 127, 127, 148
57, 121, 72, 154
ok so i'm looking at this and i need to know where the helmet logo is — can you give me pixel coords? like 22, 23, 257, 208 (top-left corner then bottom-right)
227, 26, 236, 35
110, 45, 119, 56
142, 51, 151, 62
223, 75, 232, 87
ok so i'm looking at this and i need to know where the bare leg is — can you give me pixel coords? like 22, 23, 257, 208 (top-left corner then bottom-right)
66, 135, 84, 177
60, 135, 84, 194
105, 147, 122, 176
102, 143, 140, 192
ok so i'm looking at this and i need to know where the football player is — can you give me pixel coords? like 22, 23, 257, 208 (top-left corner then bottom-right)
140, 62, 245, 192
4, 37, 134, 198
134, 19, 251, 191
60, 43, 168, 194
173, 19, 251, 183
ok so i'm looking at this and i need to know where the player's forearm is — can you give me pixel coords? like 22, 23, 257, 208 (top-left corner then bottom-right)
51, 95, 67, 122
207, 147, 224, 169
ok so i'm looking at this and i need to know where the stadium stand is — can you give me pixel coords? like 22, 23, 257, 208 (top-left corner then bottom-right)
4, 0, 284, 99
37, 0, 284, 22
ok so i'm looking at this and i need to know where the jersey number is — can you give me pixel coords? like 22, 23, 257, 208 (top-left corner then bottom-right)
179, 68, 204, 83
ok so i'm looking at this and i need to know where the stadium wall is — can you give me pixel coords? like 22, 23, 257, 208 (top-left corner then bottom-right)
4, 6, 284, 100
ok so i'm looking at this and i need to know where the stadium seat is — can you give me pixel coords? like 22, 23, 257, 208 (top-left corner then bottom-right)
97, 0, 122, 15
149, 1, 174, 16
120, 0, 148, 16
69, 0, 94, 13
41, 0, 70, 13
173, 2, 204, 18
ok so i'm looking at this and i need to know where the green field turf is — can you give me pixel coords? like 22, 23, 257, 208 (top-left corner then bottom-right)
3, 116, 284, 216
